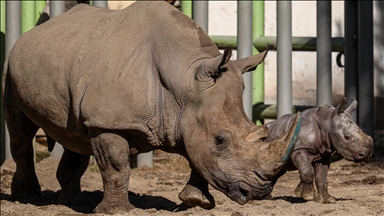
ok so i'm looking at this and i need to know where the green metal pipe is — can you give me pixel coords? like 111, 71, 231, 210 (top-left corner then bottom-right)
21, 1, 35, 34
254, 36, 345, 52
252, 0, 264, 125
210, 35, 236, 48
253, 104, 314, 120
1, 1, 5, 34
35, 0, 46, 23
210, 35, 345, 53
181, 0, 192, 18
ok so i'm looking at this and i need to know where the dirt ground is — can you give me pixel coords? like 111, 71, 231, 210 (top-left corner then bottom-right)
1, 134, 384, 216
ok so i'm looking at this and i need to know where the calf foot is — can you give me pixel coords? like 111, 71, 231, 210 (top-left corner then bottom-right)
179, 184, 215, 209
294, 182, 314, 201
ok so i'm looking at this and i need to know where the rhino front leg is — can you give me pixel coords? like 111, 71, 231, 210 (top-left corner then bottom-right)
89, 130, 134, 214
56, 147, 90, 205
178, 167, 215, 209
291, 150, 315, 201
313, 154, 336, 204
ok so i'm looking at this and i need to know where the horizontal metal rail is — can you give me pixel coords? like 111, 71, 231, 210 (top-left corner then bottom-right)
210, 35, 345, 52
253, 104, 314, 120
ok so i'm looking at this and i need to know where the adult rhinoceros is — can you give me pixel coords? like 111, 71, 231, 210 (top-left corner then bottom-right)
2, 1, 301, 214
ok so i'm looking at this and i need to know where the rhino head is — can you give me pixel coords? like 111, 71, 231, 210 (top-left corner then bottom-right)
180, 47, 301, 204
330, 97, 373, 162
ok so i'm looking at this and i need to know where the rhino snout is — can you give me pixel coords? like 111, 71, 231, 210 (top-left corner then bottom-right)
227, 182, 255, 205
353, 145, 373, 162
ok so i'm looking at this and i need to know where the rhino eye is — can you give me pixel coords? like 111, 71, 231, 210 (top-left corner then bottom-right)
214, 131, 232, 151
344, 135, 350, 141
215, 135, 225, 145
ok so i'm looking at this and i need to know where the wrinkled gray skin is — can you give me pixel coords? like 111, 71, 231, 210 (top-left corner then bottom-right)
264, 97, 373, 203
2, 2, 302, 214
178, 97, 373, 207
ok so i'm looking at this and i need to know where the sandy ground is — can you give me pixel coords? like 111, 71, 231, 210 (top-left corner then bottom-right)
1, 140, 384, 216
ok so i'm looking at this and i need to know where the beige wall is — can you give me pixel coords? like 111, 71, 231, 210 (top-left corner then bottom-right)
108, 1, 135, 10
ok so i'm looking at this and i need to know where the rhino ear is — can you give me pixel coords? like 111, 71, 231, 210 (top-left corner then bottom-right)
235, 44, 274, 73
333, 96, 348, 116
200, 47, 232, 80
344, 97, 358, 115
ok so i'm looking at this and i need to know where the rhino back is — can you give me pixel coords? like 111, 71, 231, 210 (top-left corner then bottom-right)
266, 109, 325, 153
6, 2, 219, 149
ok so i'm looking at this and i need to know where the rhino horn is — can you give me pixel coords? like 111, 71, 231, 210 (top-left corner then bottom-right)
244, 125, 268, 142
344, 97, 358, 115
235, 44, 275, 73
254, 112, 301, 176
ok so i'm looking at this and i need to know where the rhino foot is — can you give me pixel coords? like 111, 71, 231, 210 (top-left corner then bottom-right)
294, 182, 314, 201
314, 193, 336, 204
11, 170, 41, 201
94, 198, 135, 214
178, 184, 215, 209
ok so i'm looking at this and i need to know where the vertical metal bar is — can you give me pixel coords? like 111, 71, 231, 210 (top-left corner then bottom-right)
316, 1, 332, 106
238, 1, 253, 119
181, 0, 192, 18
252, 0, 264, 124
50, 1, 65, 19
35, 0, 46, 23
0, 0, 6, 164
276, 1, 292, 118
93, 0, 108, 8
192, 0, 208, 33
21, 1, 35, 34
4, 1, 21, 160
49, 1, 65, 158
357, 1, 374, 138
344, 1, 358, 122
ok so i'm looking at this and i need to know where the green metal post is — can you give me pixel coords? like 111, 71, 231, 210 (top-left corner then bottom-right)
21, 1, 35, 34
181, 0, 192, 18
0, 0, 5, 164
35, 0, 46, 24
252, 0, 264, 125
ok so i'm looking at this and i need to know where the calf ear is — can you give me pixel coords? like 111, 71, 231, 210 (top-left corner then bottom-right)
344, 97, 358, 115
235, 44, 275, 73
201, 47, 232, 79
332, 96, 348, 116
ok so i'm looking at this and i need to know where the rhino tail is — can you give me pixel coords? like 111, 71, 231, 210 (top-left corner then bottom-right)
47, 135, 56, 152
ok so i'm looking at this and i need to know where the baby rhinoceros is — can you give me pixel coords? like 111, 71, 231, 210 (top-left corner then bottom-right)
265, 97, 373, 203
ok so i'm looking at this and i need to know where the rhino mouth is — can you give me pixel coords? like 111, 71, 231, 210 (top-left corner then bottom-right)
353, 152, 372, 162
228, 183, 253, 205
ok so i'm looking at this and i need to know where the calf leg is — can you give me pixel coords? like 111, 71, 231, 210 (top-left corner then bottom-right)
178, 167, 215, 209
57, 147, 90, 205
89, 130, 134, 214
313, 154, 336, 204
291, 150, 315, 200
5, 107, 40, 201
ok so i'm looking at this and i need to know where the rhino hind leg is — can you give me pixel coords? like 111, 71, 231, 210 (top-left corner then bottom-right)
178, 167, 215, 209
56, 148, 90, 205
313, 155, 336, 204
5, 105, 41, 201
